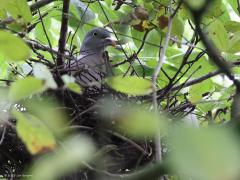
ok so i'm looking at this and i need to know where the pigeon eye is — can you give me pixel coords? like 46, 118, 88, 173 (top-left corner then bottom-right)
93, 32, 98, 36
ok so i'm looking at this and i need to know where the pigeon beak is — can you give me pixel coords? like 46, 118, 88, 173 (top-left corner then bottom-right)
104, 37, 117, 47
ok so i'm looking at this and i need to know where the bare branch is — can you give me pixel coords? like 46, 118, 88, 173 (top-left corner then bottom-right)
152, 0, 173, 173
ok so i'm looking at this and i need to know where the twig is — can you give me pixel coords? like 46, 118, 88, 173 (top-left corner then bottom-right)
68, 105, 97, 124
107, 130, 151, 156
36, 2, 55, 60
0, 126, 6, 146
69, 0, 91, 52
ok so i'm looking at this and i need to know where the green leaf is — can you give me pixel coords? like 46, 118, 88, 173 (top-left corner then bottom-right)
13, 111, 56, 155
0, 0, 32, 23
66, 83, 82, 94
205, 0, 225, 19
189, 79, 214, 103
184, 0, 206, 10
0, 7, 7, 19
207, 19, 228, 52
117, 107, 168, 139
131, 29, 160, 58
171, 15, 185, 43
224, 21, 240, 33
70, 0, 95, 23
168, 126, 240, 180
0, 30, 31, 61
34, 18, 59, 47
9, 77, 45, 101
228, 0, 239, 15
23, 98, 67, 137
227, 31, 240, 54
106, 76, 152, 96
99, 99, 168, 139
62, 74, 82, 94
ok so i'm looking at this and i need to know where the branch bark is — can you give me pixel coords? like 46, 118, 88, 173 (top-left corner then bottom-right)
56, 0, 70, 68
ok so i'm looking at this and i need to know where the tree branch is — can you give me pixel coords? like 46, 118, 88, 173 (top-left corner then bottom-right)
56, 0, 70, 68
30, 0, 56, 11
151, 0, 173, 174
184, 1, 240, 91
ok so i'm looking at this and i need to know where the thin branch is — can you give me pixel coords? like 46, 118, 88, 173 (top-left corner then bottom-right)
171, 61, 240, 91
151, 1, 173, 178
0, 127, 6, 146
26, 40, 73, 60
36, 2, 55, 61
171, 69, 220, 91
69, 0, 92, 52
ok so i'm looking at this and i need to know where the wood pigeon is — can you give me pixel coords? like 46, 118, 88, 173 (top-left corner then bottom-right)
66, 27, 116, 88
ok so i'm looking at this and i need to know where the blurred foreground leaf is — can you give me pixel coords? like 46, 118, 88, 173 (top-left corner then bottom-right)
9, 77, 45, 101
23, 98, 67, 136
29, 135, 96, 180
0, 0, 32, 23
168, 126, 240, 180
117, 107, 168, 139
13, 111, 56, 155
62, 74, 82, 94
106, 76, 152, 96
0, 30, 31, 61
100, 99, 168, 139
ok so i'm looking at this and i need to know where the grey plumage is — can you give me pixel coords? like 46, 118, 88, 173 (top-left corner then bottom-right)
66, 27, 115, 87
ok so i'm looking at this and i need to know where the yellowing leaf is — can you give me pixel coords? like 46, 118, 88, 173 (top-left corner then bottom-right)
106, 76, 152, 96
13, 111, 56, 155
9, 77, 45, 101
0, 30, 31, 61
30, 135, 95, 179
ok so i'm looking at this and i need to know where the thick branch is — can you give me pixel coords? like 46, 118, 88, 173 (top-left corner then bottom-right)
30, 0, 56, 11
56, 0, 70, 68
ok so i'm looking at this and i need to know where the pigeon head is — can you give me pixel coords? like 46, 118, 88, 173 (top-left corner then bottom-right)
80, 27, 116, 53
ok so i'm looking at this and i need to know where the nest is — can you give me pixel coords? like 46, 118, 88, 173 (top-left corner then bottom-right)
0, 70, 195, 179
